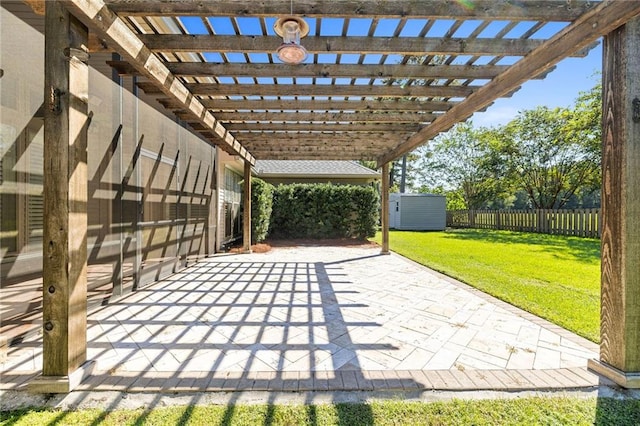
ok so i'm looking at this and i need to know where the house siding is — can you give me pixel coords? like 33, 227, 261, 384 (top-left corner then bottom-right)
0, 5, 219, 344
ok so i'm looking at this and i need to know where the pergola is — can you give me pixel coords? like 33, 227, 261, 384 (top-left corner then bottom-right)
25, 0, 640, 392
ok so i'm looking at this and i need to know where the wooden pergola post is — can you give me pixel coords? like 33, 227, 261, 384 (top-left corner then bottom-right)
243, 160, 252, 253
30, 1, 94, 393
381, 163, 390, 255
588, 16, 640, 388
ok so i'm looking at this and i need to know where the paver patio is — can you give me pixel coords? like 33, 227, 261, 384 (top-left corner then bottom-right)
1, 244, 605, 393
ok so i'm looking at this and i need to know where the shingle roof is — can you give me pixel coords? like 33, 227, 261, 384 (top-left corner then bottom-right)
254, 160, 380, 179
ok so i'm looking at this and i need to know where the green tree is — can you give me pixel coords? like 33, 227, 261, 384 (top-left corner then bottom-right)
389, 153, 420, 192
567, 81, 601, 151
359, 156, 420, 193
498, 105, 600, 209
416, 122, 507, 209
564, 81, 602, 196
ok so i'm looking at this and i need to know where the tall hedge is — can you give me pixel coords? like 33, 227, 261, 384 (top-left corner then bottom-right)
251, 178, 274, 243
269, 183, 379, 239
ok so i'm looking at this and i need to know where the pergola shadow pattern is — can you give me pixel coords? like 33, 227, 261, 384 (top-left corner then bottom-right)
2, 246, 604, 393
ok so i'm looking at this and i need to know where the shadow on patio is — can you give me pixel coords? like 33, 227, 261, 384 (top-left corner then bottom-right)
2, 244, 604, 408
91, 256, 407, 388
2, 252, 423, 395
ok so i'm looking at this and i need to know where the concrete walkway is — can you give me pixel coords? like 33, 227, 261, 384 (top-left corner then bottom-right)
1, 245, 606, 393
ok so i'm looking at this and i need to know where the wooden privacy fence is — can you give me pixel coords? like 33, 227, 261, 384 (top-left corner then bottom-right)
447, 209, 600, 238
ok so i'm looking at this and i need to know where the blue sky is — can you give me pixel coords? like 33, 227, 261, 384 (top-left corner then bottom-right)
471, 41, 602, 128
178, 15, 603, 129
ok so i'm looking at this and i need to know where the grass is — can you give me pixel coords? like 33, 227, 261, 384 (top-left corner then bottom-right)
373, 229, 600, 342
2, 397, 639, 425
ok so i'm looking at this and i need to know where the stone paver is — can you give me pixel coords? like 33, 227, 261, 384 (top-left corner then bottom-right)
1, 245, 602, 392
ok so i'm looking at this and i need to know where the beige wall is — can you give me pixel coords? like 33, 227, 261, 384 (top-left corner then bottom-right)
0, 5, 219, 342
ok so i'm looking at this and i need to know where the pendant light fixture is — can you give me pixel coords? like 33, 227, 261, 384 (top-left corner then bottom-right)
274, 15, 309, 64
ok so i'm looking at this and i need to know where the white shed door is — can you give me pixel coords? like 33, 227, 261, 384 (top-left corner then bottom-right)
389, 199, 401, 229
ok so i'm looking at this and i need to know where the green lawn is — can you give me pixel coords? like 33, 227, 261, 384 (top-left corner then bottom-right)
373, 229, 600, 342
2, 397, 639, 425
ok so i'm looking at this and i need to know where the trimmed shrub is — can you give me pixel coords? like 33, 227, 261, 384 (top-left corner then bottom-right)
350, 185, 380, 238
269, 183, 379, 239
251, 178, 274, 243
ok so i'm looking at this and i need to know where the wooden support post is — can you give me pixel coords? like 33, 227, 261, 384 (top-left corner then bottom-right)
242, 160, 252, 253
30, 1, 94, 393
381, 163, 390, 255
588, 16, 640, 389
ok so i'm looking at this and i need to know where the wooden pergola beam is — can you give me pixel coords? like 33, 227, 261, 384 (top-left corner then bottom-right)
241, 139, 402, 148
245, 147, 398, 153
108, 61, 548, 80
59, 0, 255, 166
106, 0, 594, 21
236, 131, 409, 138
179, 83, 477, 99
154, 98, 456, 114
238, 135, 408, 144
247, 145, 387, 152
194, 129, 411, 140
139, 81, 474, 99
377, 0, 640, 167
227, 123, 422, 132
244, 146, 398, 153
241, 144, 404, 155
240, 142, 411, 152
210, 111, 439, 124
161, 99, 456, 112
186, 121, 413, 139
138, 34, 592, 57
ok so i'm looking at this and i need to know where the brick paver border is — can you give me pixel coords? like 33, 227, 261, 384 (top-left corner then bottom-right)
2, 367, 605, 392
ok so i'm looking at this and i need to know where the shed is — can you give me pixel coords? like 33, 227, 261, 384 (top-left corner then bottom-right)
389, 193, 446, 231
